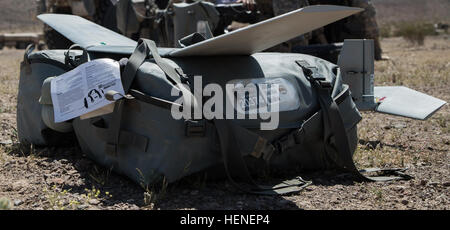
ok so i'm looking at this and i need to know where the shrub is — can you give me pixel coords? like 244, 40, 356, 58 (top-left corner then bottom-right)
394, 22, 437, 45
0, 197, 12, 210
380, 24, 393, 38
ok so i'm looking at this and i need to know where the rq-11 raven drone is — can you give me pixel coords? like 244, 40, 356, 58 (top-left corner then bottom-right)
25, 5, 446, 192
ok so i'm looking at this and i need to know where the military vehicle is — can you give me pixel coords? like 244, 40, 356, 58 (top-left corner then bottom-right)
0, 33, 44, 50
36, 0, 258, 48
114, 0, 349, 62
114, 0, 384, 61
36, 0, 383, 62
435, 22, 449, 34
18, 5, 446, 194
115, 0, 260, 47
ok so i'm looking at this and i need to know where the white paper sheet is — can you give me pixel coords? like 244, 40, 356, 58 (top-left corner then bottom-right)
51, 58, 124, 123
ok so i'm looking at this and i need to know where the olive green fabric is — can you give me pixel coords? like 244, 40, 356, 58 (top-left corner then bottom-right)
17, 46, 80, 146
17, 40, 407, 195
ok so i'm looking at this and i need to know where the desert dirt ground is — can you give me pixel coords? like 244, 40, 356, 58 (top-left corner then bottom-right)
0, 35, 448, 210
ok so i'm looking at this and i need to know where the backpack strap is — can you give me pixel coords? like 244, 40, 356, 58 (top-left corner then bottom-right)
105, 38, 194, 155
122, 39, 188, 92
214, 119, 311, 195
295, 60, 413, 182
121, 38, 194, 108
269, 85, 352, 162
64, 44, 89, 68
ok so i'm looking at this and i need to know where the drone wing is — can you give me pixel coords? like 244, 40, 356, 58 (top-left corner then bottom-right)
338, 39, 447, 120
374, 86, 447, 120
170, 5, 363, 57
38, 13, 137, 54
39, 5, 362, 57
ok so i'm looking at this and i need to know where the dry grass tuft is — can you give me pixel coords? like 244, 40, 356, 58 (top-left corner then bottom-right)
394, 22, 437, 45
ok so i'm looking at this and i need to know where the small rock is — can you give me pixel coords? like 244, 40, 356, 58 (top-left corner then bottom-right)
3, 185, 13, 191
395, 186, 406, 193
420, 180, 428, 186
12, 180, 29, 191
429, 182, 439, 187
418, 162, 428, 166
50, 178, 65, 185
393, 122, 407, 129
401, 199, 409, 205
14, 199, 23, 206
88, 199, 101, 205
190, 190, 199, 196
128, 205, 140, 210
77, 204, 89, 210
37, 161, 50, 167
67, 170, 78, 175
0, 140, 12, 145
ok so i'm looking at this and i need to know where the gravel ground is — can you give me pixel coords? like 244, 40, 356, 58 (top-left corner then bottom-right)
0, 36, 449, 210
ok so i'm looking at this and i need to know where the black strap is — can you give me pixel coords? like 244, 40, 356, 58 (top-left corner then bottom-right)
122, 38, 194, 106
106, 39, 195, 155
122, 39, 152, 92
272, 87, 351, 158
214, 119, 311, 195
91, 117, 149, 154
129, 89, 182, 110
105, 99, 125, 155
64, 44, 89, 68
296, 60, 412, 182
122, 39, 188, 91
23, 44, 36, 65
105, 39, 153, 155
105, 39, 164, 155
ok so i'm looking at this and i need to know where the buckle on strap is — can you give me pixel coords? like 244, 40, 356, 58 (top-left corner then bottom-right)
250, 137, 276, 162
295, 60, 332, 89
273, 122, 306, 154
185, 120, 206, 137
274, 134, 295, 154
175, 67, 190, 84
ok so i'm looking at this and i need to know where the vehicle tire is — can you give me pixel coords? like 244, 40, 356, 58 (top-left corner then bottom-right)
15, 42, 29, 50
36, 0, 46, 16
41, 5, 73, 49
44, 25, 73, 49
